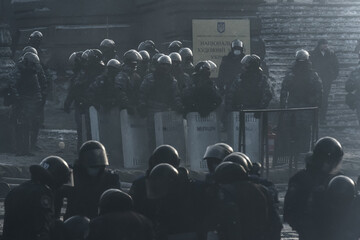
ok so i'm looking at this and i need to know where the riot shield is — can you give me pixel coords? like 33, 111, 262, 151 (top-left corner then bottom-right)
98, 107, 123, 166
120, 110, 150, 169
186, 112, 219, 171
89, 106, 100, 141
154, 111, 186, 165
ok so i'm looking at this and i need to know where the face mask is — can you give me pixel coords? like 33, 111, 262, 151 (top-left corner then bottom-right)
233, 50, 242, 56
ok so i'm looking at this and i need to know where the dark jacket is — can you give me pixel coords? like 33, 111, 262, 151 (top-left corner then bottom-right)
280, 64, 323, 108
218, 52, 245, 93
182, 74, 222, 117
87, 211, 153, 240
3, 166, 56, 240
139, 71, 184, 115
310, 47, 339, 86
226, 70, 272, 111
63, 167, 120, 220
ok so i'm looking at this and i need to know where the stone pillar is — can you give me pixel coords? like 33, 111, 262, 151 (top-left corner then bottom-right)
0, 23, 15, 152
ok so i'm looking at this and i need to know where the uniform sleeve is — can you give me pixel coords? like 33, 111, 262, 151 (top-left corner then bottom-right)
280, 74, 290, 108
37, 64, 48, 97
225, 75, 241, 112
260, 75, 273, 109
217, 57, 227, 93
171, 80, 185, 114
314, 73, 323, 108
114, 73, 130, 109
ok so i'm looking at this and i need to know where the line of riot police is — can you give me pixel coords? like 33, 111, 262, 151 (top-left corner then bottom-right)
62, 38, 275, 152
2, 139, 285, 240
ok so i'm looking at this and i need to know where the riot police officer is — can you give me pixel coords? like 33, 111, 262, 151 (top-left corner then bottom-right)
169, 52, 191, 91
280, 49, 322, 154
129, 145, 181, 219
99, 38, 120, 64
182, 61, 222, 117
203, 143, 233, 174
138, 50, 151, 78
168, 40, 183, 53
87, 189, 153, 240
218, 39, 246, 94
9, 52, 43, 156
310, 39, 339, 124
207, 162, 270, 240
115, 49, 143, 114
147, 163, 200, 240
226, 54, 272, 112
138, 40, 159, 58
3, 156, 71, 240
138, 55, 184, 116
28, 31, 49, 130
87, 59, 122, 110
345, 61, 360, 126
284, 137, 344, 240
179, 47, 195, 76
63, 140, 120, 219
19, 46, 47, 151
64, 49, 105, 149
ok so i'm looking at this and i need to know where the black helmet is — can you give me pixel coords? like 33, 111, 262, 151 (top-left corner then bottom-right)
169, 52, 182, 63
22, 52, 40, 65
99, 189, 134, 215
28, 31, 43, 47
100, 39, 116, 51
143, 40, 156, 51
106, 59, 122, 70
139, 50, 150, 62
22, 46, 38, 56
241, 54, 262, 71
39, 156, 71, 188
157, 55, 172, 65
179, 48, 193, 61
237, 152, 253, 169
147, 163, 179, 199
69, 51, 83, 67
194, 61, 211, 74
81, 49, 91, 63
123, 49, 142, 65
250, 162, 261, 175
295, 49, 310, 62
310, 137, 344, 172
168, 40, 183, 53
20, 52, 40, 71
215, 162, 248, 184
223, 152, 250, 172
203, 143, 233, 161
149, 145, 180, 170
64, 215, 90, 240
87, 49, 104, 65
327, 175, 355, 205
152, 53, 164, 64
231, 39, 244, 50
206, 60, 217, 72
137, 41, 145, 51
77, 140, 109, 167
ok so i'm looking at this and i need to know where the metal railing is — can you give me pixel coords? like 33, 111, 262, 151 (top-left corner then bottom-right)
239, 107, 319, 178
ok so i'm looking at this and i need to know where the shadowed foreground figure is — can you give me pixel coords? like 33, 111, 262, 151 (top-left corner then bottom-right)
60, 141, 120, 220
87, 189, 153, 240
284, 137, 345, 240
3, 156, 71, 240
